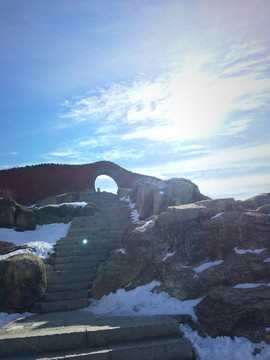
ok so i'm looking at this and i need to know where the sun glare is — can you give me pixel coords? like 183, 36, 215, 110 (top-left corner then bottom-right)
166, 71, 227, 139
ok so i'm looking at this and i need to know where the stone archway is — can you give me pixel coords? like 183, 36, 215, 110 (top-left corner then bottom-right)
0, 161, 151, 204
89, 162, 133, 191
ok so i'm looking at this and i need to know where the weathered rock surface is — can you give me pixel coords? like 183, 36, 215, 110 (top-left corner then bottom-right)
0, 241, 33, 255
0, 197, 36, 230
33, 202, 97, 224
0, 253, 46, 311
131, 177, 209, 219
194, 286, 270, 343
91, 195, 270, 342
240, 192, 270, 210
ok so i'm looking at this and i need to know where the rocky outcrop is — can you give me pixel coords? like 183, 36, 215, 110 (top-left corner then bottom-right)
239, 192, 270, 210
0, 241, 33, 255
0, 253, 46, 312
90, 194, 270, 342
33, 202, 97, 225
131, 177, 209, 219
0, 197, 36, 230
194, 286, 270, 343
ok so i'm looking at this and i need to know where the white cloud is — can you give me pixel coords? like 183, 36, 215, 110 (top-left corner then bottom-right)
60, 40, 270, 144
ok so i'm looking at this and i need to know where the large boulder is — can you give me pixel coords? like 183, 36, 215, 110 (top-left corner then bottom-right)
239, 192, 270, 210
34, 202, 97, 224
194, 286, 270, 343
91, 218, 159, 299
15, 206, 37, 231
0, 197, 36, 230
131, 177, 209, 219
0, 253, 46, 311
0, 241, 33, 255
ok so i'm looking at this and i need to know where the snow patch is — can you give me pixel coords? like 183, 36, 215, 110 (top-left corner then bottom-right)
0, 312, 33, 328
135, 220, 155, 232
181, 324, 270, 360
193, 260, 224, 274
233, 283, 270, 289
211, 212, 224, 219
234, 247, 267, 255
0, 222, 70, 246
85, 281, 202, 319
37, 202, 88, 209
116, 248, 126, 255
264, 258, 270, 263
163, 252, 175, 261
120, 196, 140, 222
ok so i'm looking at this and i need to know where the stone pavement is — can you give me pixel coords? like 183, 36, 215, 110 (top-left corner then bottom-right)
0, 310, 195, 359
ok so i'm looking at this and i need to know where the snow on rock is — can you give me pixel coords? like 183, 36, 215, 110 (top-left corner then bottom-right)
37, 202, 88, 209
120, 196, 139, 222
210, 212, 224, 219
134, 219, 155, 232
116, 248, 126, 255
264, 258, 270, 263
0, 223, 70, 246
85, 281, 202, 319
234, 247, 267, 255
233, 283, 270, 289
0, 312, 33, 328
193, 260, 224, 274
163, 252, 175, 262
0, 223, 70, 259
181, 324, 270, 360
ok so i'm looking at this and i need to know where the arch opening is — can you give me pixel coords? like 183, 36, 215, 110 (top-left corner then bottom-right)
94, 175, 118, 194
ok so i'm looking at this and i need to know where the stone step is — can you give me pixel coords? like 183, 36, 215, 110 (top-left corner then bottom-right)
52, 241, 120, 250
52, 249, 109, 258
10, 337, 193, 359
30, 298, 90, 313
47, 255, 105, 265
47, 261, 102, 273
46, 281, 92, 292
0, 314, 191, 359
46, 272, 95, 285
47, 262, 98, 271
54, 243, 111, 252
43, 289, 89, 302
67, 229, 125, 236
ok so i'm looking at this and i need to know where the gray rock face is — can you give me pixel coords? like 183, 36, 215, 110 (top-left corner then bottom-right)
0, 241, 33, 255
0, 198, 36, 230
131, 177, 209, 219
34, 202, 97, 224
0, 253, 46, 311
194, 286, 270, 343
240, 192, 270, 210
91, 195, 270, 342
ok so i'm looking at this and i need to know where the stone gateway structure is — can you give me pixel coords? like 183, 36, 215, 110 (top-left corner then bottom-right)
0, 161, 149, 205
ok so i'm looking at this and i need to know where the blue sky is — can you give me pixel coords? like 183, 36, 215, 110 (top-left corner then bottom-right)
1, 0, 270, 199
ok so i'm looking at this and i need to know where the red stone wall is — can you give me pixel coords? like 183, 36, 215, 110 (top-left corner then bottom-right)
0, 162, 144, 205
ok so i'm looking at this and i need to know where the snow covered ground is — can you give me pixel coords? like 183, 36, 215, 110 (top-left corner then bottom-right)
1, 205, 270, 359
0, 222, 70, 260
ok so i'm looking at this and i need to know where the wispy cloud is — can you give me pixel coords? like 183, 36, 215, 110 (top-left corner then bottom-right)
41, 135, 145, 164
60, 40, 270, 145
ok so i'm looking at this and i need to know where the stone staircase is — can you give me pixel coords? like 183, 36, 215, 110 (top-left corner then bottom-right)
0, 311, 194, 359
31, 192, 131, 313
